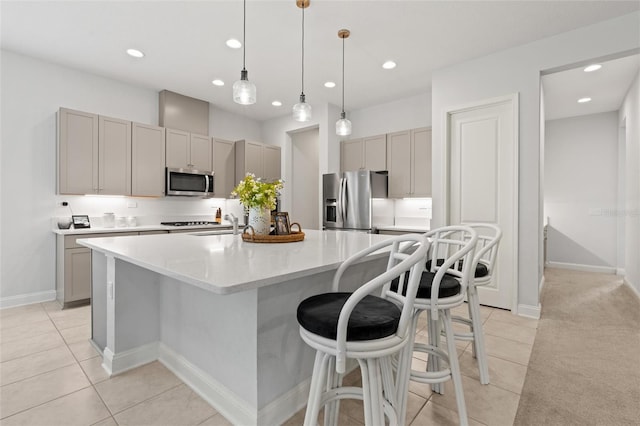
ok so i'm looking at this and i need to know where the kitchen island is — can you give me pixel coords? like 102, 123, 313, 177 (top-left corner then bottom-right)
80, 229, 393, 425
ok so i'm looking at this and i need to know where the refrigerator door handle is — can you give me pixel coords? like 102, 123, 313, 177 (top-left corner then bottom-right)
339, 177, 346, 222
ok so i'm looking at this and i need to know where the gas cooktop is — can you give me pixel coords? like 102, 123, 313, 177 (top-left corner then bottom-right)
160, 221, 220, 226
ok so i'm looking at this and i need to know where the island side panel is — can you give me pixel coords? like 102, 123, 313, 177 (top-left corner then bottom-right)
113, 259, 162, 353
255, 256, 388, 419
158, 274, 259, 409
91, 250, 107, 351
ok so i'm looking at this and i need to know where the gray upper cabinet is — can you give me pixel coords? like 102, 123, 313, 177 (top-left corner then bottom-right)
132, 122, 166, 197
166, 128, 212, 171
341, 139, 363, 172
263, 144, 281, 182
363, 134, 387, 171
387, 127, 431, 198
235, 140, 281, 183
387, 130, 411, 197
411, 127, 432, 197
58, 108, 99, 194
213, 138, 236, 197
340, 134, 387, 172
58, 108, 131, 196
99, 116, 132, 195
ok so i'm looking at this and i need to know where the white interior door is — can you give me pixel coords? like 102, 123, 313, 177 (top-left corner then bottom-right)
448, 95, 518, 310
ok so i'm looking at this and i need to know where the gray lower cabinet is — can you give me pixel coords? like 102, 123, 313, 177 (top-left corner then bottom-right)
56, 232, 137, 308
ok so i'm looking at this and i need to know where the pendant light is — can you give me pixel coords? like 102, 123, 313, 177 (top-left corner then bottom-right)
292, 0, 312, 122
233, 0, 256, 105
336, 29, 352, 136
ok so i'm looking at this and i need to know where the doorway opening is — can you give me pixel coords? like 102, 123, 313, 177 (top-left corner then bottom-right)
540, 54, 638, 283
290, 127, 320, 230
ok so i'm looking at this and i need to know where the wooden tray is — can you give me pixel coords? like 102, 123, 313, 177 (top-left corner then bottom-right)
242, 223, 305, 243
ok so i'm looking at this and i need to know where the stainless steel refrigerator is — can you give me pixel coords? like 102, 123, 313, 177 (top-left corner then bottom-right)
323, 171, 388, 231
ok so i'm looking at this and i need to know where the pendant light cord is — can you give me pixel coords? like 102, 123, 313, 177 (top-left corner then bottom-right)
341, 35, 345, 114
242, 0, 247, 70
301, 5, 305, 95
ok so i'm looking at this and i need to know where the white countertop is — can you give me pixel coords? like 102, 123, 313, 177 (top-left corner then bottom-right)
53, 223, 234, 235
79, 230, 393, 295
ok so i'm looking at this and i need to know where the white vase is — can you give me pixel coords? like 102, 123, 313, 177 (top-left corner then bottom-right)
248, 207, 271, 235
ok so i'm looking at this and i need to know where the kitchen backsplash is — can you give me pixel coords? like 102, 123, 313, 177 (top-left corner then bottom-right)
373, 198, 432, 229
394, 198, 432, 228
53, 195, 246, 227
53, 195, 431, 229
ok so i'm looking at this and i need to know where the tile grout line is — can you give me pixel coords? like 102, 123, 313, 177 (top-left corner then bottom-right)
106, 382, 185, 418
48, 302, 118, 424
0, 303, 96, 422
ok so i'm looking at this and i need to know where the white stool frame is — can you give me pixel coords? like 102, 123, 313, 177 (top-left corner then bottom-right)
451, 223, 502, 385
298, 234, 430, 426
395, 226, 477, 426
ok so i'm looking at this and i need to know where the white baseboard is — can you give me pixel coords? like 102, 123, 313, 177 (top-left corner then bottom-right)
517, 303, 541, 319
546, 261, 616, 274
623, 278, 640, 300
0, 290, 57, 309
616, 268, 626, 276
258, 376, 312, 425
103, 342, 160, 376
102, 341, 315, 425
158, 343, 256, 426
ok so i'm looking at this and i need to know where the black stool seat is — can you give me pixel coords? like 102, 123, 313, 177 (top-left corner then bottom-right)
297, 292, 401, 341
426, 259, 489, 278
391, 271, 461, 299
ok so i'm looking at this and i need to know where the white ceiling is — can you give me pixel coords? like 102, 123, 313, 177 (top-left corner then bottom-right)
1, 1, 638, 122
543, 54, 640, 121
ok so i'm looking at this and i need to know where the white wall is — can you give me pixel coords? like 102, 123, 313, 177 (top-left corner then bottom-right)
348, 92, 431, 138
0, 50, 260, 304
261, 103, 341, 216
431, 12, 640, 311
619, 71, 640, 294
544, 112, 619, 271
210, 106, 261, 142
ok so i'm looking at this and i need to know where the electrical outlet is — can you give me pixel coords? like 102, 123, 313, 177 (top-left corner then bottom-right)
61, 201, 68, 207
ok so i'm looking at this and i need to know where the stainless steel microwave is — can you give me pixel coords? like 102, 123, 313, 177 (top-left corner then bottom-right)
166, 168, 215, 197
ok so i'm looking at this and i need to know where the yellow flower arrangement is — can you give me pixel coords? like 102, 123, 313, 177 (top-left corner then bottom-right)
231, 173, 283, 210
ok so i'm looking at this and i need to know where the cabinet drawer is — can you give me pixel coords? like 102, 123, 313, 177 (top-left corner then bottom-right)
64, 232, 138, 249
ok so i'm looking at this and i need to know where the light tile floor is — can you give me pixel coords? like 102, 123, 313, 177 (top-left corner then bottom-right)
0, 299, 538, 425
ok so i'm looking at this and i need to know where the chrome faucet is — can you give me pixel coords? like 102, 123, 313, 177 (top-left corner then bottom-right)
224, 213, 239, 234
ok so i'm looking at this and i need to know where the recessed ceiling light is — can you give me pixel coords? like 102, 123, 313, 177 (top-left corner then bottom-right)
584, 64, 602, 72
272, 101, 282, 107
382, 61, 396, 70
324, 82, 336, 88
577, 97, 592, 103
226, 39, 242, 49
212, 79, 225, 86
126, 48, 144, 58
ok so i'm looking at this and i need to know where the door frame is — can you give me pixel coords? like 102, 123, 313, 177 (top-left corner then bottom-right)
440, 93, 520, 312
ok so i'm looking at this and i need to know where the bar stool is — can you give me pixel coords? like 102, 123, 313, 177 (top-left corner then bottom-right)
393, 225, 477, 426
296, 234, 430, 426
452, 223, 502, 385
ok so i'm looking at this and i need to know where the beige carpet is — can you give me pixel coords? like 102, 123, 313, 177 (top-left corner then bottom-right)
514, 268, 640, 425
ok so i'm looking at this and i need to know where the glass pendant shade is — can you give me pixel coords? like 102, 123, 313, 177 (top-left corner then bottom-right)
233, 69, 256, 105
292, 94, 312, 122
336, 112, 352, 136
336, 29, 352, 136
